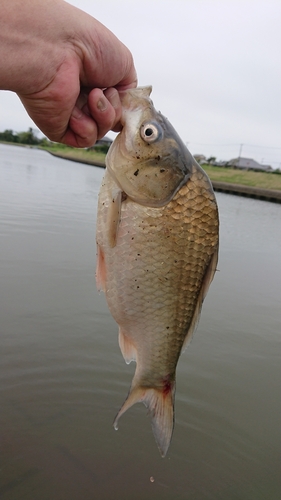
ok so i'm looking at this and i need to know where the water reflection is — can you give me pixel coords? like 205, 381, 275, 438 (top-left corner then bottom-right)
0, 144, 280, 499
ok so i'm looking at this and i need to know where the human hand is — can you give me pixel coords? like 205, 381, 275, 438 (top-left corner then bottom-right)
0, 0, 137, 147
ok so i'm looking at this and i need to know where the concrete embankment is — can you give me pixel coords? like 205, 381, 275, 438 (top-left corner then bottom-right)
48, 151, 281, 204
212, 181, 281, 204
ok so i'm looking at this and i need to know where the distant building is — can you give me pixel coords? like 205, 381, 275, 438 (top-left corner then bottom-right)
88, 136, 113, 150
193, 155, 228, 167
228, 157, 272, 172
96, 136, 113, 146
193, 154, 207, 164
213, 160, 228, 167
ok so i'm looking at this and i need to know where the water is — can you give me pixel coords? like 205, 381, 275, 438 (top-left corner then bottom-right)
0, 144, 280, 500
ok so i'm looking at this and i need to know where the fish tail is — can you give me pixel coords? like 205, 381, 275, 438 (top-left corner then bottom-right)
113, 381, 175, 458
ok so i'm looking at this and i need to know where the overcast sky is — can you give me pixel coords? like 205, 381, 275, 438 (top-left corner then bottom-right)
1, 0, 280, 167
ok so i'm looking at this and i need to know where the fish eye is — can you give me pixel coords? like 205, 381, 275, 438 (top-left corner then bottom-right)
140, 123, 162, 143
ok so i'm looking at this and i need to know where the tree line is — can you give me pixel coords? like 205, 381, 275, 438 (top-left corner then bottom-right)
0, 128, 110, 153
0, 128, 50, 146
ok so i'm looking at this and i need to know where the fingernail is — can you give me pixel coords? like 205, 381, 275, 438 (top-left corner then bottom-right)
97, 98, 107, 111
72, 106, 83, 119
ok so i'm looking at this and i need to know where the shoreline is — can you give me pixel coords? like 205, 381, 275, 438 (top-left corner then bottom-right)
210, 180, 281, 204
48, 150, 281, 204
47, 150, 106, 168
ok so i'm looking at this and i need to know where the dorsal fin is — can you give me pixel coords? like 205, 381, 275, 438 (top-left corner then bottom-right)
182, 246, 219, 352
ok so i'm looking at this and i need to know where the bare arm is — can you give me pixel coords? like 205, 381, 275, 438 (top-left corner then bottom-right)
0, 0, 137, 147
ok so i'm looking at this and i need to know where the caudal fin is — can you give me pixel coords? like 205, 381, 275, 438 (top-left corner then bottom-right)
113, 382, 175, 457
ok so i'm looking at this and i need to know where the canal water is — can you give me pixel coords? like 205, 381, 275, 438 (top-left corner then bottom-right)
0, 144, 280, 500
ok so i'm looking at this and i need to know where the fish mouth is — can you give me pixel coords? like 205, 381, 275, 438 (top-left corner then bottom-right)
118, 86, 153, 127
119, 86, 153, 105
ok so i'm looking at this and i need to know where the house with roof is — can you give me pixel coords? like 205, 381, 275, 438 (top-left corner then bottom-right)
95, 136, 113, 147
228, 157, 272, 172
88, 135, 113, 151
193, 154, 207, 165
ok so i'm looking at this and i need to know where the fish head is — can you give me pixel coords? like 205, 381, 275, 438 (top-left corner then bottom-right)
106, 86, 194, 207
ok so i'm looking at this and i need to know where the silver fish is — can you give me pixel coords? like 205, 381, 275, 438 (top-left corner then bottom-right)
96, 86, 219, 457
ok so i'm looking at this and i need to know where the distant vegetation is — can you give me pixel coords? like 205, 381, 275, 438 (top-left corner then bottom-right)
0, 128, 110, 152
0, 127, 49, 146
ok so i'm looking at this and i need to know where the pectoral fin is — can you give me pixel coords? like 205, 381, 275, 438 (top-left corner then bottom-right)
107, 188, 122, 248
96, 244, 106, 292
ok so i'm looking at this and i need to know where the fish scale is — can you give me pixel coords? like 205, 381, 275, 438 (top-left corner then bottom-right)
96, 86, 219, 457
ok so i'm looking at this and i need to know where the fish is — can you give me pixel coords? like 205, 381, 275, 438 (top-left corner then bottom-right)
96, 86, 219, 457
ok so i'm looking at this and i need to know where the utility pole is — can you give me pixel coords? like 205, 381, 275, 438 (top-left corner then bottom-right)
238, 143, 243, 159
238, 143, 243, 168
